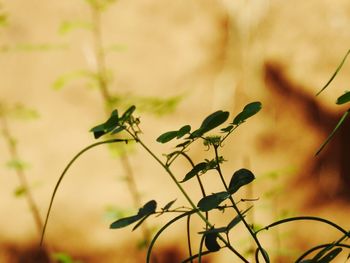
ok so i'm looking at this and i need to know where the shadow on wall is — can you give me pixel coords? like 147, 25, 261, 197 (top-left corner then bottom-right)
264, 62, 350, 205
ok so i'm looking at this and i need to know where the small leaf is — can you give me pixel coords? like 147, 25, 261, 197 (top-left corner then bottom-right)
14, 186, 27, 197
111, 125, 125, 135
204, 232, 221, 252
156, 130, 178, 143
103, 110, 119, 130
221, 125, 233, 133
177, 125, 191, 139
162, 199, 177, 211
110, 214, 142, 229
139, 200, 157, 217
198, 227, 227, 235
180, 162, 207, 183
197, 191, 230, 212
232, 102, 262, 125
120, 105, 136, 122
318, 247, 342, 263
201, 110, 229, 131
190, 110, 229, 138
90, 109, 120, 139
336, 91, 350, 105
110, 200, 157, 229
175, 140, 191, 148
228, 168, 255, 194
6, 159, 28, 171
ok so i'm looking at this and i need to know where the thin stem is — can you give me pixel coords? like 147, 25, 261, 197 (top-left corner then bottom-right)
198, 234, 205, 263
169, 151, 206, 198
0, 115, 43, 236
256, 216, 349, 236
186, 214, 193, 263
182, 250, 212, 263
40, 138, 130, 246
213, 145, 269, 263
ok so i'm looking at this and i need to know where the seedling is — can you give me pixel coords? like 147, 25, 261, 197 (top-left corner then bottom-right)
41, 102, 349, 262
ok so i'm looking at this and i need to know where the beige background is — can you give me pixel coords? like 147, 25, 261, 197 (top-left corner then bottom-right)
1, 0, 350, 262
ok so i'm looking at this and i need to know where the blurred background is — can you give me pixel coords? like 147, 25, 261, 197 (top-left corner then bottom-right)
1, 0, 349, 262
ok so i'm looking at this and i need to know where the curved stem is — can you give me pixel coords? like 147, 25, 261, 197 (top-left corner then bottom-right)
186, 214, 193, 263
40, 138, 130, 246
169, 151, 207, 198
147, 210, 196, 262
256, 216, 349, 236
213, 145, 269, 262
198, 234, 205, 263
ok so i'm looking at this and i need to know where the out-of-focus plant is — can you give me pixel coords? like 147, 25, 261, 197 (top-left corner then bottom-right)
40, 103, 349, 262
52, 0, 182, 248
0, 103, 43, 235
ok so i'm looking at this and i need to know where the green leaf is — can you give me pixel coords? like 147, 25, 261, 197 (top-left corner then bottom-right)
139, 200, 157, 216
120, 105, 136, 122
318, 248, 342, 263
175, 140, 191, 148
199, 227, 227, 235
204, 232, 221, 252
176, 125, 191, 139
197, 191, 230, 212
336, 91, 350, 105
162, 199, 177, 211
201, 110, 229, 131
221, 125, 233, 133
59, 20, 92, 35
232, 102, 262, 125
110, 200, 157, 229
6, 159, 29, 171
52, 70, 97, 90
110, 214, 141, 229
190, 110, 229, 138
90, 110, 119, 139
14, 186, 27, 197
228, 168, 255, 194
180, 162, 207, 183
156, 130, 178, 143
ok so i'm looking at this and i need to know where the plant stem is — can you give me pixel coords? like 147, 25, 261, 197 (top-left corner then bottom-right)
0, 115, 43, 236
186, 214, 193, 263
213, 145, 269, 262
40, 139, 130, 246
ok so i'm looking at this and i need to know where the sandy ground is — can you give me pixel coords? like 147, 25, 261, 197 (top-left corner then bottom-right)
1, 0, 350, 262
